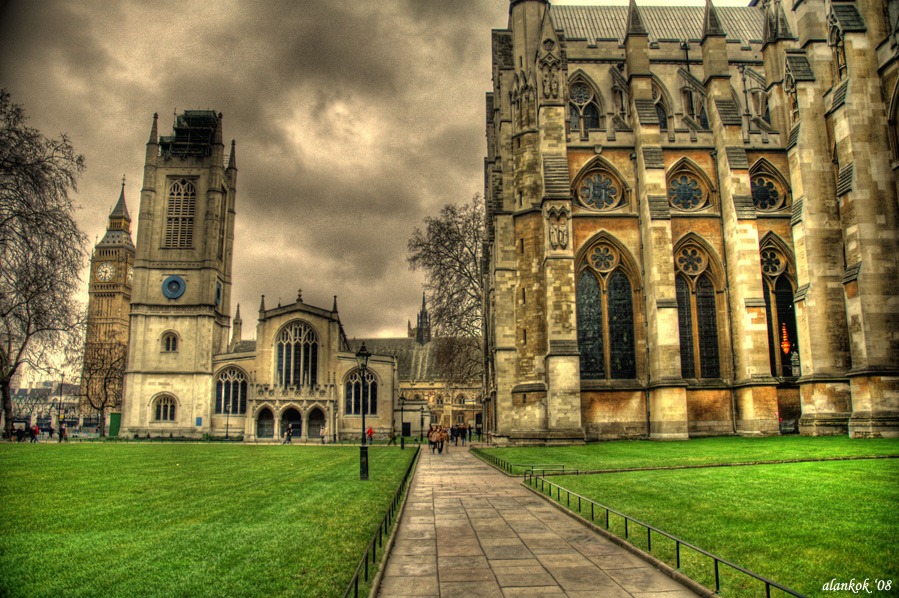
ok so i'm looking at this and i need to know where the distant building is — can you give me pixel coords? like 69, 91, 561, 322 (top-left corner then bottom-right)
482, 0, 899, 444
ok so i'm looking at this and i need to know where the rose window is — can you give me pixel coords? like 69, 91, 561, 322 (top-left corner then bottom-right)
760, 250, 785, 276
668, 176, 705, 210
571, 84, 591, 105
589, 245, 617, 272
677, 248, 706, 274
579, 174, 620, 210
751, 177, 782, 210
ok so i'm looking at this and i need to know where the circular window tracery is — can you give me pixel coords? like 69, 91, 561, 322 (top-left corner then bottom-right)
668, 175, 707, 211
589, 244, 619, 272
676, 247, 708, 276
760, 249, 786, 277
751, 177, 784, 211
570, 83, 592, 105
578, 173, 621, 210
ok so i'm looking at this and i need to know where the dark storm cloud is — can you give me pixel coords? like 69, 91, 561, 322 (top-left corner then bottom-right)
0, 0, 507, 337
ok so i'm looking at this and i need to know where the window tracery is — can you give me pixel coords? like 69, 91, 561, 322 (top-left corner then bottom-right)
276, 321, 319, 388
576, 241, 637, 380
154, 395, 176, 421
345, 369, 378, 415
666, 160, 714, 213
215, 368, 248, 415
164, 178, 196, 249
749, 159, 791, 212
162, 332, 178, 352
674, 243, 721, 379
574, 161, 627, 212
568, 80, 604, 137
759, 237, 799, 377
827, 13, 848, 82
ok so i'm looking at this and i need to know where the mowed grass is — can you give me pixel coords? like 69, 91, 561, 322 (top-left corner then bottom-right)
535, 460, 899, 598
481, 435, 899, 474
0, 444, 417, 598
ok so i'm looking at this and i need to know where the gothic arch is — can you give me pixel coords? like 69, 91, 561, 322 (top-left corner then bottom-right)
274, 319, 320, 388
252, 402, 276, 418
568, 70, 606, 135
666, 157, 718, 213
759, 231, 797, 285
214, 366, 249, 415
571, 156, 631, 212
673, 232, 726, 285
148, 392, 179, 422
750, 158, 792, 211
575, 231, 642, 287
651, 75, 675, 136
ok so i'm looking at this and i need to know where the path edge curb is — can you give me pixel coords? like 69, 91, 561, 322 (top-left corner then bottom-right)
368, 448, 422, 598
520, 480, 717, 598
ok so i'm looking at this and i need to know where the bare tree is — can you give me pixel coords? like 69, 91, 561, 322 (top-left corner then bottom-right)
0, 89, 87, 438
407, 194, 484, 337
10, 388, 50, 422
434, 336, 483, 388
77, 340, 126, 437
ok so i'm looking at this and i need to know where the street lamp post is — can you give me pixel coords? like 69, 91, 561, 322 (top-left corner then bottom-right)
356, 342, 371, 481
419, 406, 425, 442
399, 392, 406, 450
57, 373, 65, 443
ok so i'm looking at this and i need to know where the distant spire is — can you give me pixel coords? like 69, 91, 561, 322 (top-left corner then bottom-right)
149, 113, 158, 144
701, 0, 727, 42
109, 176, 131, 224
259, 294, 266, 313
624, 0, 648, 40
332, 295, 338, 313
227, 139, 237, 170
234, 303, 242, 323
421, 292, 427, 312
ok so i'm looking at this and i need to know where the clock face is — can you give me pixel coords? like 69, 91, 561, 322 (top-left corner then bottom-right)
126, 266, 134, 287
96, 262, 115, 282
162, 275, 186, 299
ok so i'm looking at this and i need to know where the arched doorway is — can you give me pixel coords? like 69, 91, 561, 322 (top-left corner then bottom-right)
307, 407, 325, 439
281, 408, 302, 440
257, 408, 274, 439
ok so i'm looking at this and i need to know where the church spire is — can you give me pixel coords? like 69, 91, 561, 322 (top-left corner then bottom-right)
98, 178, 134, 247
148, 112, 158, 145
227, 139, 237, 170
109, 176, 131, 228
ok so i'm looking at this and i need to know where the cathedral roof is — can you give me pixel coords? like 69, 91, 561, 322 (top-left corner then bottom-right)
551, 5, 763, 46
230, 340, 256, 354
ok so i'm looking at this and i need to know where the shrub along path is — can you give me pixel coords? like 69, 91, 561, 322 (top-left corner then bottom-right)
376, 445, 697, 598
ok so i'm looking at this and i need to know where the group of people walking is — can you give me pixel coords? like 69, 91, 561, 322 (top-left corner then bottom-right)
7, 423, 68, 442
282, 423, 328, 444
427, 423, 472, 454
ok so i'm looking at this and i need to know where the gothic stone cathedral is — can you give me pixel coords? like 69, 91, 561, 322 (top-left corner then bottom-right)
482, 0, 899, 444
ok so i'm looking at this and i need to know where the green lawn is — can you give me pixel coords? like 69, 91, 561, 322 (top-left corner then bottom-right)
532, 460, 899, 598
481, 435, 899, 474
0, 444, 417, 598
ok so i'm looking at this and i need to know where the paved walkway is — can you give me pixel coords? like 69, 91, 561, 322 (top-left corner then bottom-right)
377, 445, 698, 598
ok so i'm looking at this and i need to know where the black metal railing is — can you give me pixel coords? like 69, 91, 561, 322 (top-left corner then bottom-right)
525, 473, 809, 598
343, 445, 421, 598
470, 448, 578, 476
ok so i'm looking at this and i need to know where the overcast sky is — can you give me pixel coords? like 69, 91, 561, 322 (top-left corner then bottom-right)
0, 0, 749, 341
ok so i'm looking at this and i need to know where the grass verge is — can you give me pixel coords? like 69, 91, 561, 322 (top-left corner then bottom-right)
481, 436, 899, 474
0, 444, 417, 598
531, 459, 899, 598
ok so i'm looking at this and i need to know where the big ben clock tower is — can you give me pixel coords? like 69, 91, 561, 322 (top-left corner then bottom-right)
85, 179, 135, 346
81, 180, 136, 423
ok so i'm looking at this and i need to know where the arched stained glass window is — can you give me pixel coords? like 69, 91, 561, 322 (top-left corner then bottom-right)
276, 322, 319, 388
575, 244, 637, 381
215, 368, 248, 415
675, 246, 722, 380
607, 271, 636, 379
155, 395, 176, 421
583, 103, 601, 129
576, 271, 604, 379
761, 244, 799, 377
695, 275, 720, 378
345, 369, 378, 415
676, 276, 696, 379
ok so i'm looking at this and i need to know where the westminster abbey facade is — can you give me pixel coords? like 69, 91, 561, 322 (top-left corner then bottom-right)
482, 0, 899, 444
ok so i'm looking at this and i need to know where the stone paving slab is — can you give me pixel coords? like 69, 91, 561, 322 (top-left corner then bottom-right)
376, 446, 699, 598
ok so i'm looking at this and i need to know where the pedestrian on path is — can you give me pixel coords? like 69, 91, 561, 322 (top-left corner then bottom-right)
367, 427, 374, 444
283, 423, 293, 444
320, 423, 327, 444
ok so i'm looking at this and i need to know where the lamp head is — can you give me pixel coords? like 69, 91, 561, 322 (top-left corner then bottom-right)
355, 342, 372, 371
